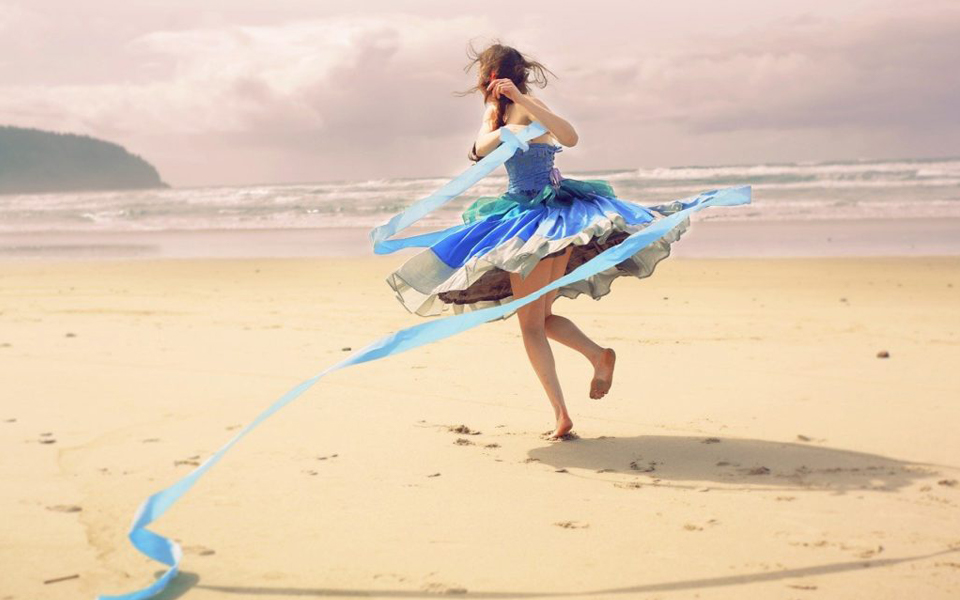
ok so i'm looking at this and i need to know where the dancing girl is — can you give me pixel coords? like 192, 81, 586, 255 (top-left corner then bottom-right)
386, 43, 697, 440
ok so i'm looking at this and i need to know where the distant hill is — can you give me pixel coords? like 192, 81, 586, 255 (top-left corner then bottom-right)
0, 126, 168, 194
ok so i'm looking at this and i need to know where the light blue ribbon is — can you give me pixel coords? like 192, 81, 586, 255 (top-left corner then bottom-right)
97, 123, 751, 600
370, 121, 547, 254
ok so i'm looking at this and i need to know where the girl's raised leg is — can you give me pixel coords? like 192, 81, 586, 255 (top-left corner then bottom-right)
542, 246, 617, 399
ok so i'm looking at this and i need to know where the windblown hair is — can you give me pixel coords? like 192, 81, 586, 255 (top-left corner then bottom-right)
457, 41, 555, 161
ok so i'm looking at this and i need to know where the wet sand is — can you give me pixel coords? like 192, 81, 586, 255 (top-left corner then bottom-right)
2, 217, 960, 260
1, 255, 959, 599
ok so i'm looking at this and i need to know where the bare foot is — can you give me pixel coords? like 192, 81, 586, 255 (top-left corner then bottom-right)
590, 348, 616, 399
541, 415, 574, 441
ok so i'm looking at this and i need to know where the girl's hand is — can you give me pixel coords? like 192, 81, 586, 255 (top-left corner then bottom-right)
487, 77, 524, 103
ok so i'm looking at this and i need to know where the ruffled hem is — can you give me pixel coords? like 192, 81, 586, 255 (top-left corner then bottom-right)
385, 207, 691, 321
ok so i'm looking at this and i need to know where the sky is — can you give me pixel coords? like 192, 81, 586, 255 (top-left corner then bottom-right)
1, 0, 958, 187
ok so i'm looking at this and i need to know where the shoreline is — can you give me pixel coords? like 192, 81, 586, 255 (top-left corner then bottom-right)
2, 217, 960, 260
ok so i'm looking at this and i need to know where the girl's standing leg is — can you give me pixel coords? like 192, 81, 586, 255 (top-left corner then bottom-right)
509, 254, 573, 440
542, 246, 617, 399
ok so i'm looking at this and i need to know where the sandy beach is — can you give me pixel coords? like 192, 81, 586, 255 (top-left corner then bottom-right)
2, 254, 959, 599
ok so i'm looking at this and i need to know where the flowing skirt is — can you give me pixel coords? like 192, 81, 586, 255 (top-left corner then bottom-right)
386, 176, 693, 319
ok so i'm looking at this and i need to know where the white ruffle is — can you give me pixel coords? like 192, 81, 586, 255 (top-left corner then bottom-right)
386, 210, 691, 320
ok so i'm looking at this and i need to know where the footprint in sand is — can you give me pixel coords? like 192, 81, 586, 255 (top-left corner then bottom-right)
554, 521, 589, 529
683, 519, 719, 532
540, 430, 579, 441
629, 460, 656, 473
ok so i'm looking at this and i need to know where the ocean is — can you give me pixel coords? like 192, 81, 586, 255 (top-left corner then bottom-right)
2, 158, 959, 258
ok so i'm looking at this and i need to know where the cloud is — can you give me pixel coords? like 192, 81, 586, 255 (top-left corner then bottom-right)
1, 15, 488, 138
563, 9, 960, 135
0, 3, 957, 185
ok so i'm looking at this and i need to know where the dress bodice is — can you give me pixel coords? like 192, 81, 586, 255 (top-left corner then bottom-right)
504, 142, 561, 195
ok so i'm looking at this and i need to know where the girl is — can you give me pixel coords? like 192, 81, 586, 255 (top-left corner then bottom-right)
386, 42, 692, 440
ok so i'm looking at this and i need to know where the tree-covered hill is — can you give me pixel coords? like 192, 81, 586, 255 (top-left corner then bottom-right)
0, 126, 168, 194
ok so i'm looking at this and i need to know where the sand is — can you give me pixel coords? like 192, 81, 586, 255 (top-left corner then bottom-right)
2, 255, 959, 599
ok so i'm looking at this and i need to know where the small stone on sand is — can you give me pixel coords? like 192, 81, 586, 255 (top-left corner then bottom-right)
43, 574, 80, 585
877, 350, 890, 358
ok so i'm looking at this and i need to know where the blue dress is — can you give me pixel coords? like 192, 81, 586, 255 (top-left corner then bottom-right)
386, 141, 691, 319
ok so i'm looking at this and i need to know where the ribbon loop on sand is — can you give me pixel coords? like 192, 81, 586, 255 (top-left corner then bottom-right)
97, 125, 751, 600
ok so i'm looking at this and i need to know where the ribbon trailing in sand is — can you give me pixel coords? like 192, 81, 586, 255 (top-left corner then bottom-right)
97, 125, 751, 600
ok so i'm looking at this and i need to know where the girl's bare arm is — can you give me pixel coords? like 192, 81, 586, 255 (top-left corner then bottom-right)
515, 95, 578, 147
486, 77, 578, 147
473, 103, 505, 158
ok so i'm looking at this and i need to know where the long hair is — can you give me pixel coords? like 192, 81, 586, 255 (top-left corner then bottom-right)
456, 41, 555, 161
